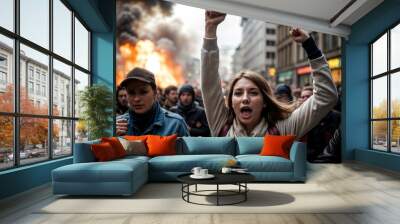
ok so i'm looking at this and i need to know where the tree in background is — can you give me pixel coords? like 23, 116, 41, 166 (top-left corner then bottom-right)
0, 85, 60, 152
0, 85, 13, 150
372, 99, 400, 145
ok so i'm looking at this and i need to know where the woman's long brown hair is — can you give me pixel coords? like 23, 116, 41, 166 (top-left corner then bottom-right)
226, 70, 295, 127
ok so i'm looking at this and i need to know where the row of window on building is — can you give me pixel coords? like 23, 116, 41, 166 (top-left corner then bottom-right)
233, 20, 342, 89
0, 46, 73, 117
276, 27, 342, 89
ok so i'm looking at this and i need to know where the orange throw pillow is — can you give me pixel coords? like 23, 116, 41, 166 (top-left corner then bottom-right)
260, 135, 296, 159
146, 134, 177, 157
91, 142, 117, 161
101, 137, 126, 158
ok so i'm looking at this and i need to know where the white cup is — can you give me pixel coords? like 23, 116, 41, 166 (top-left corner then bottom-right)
191, 167, 202, 176
221, 167, 232, 174
199, 169, 208, 176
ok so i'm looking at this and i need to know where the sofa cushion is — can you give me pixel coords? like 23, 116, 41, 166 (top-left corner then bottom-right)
147, 134, 177, 157
177, 137, 236, 155
101, 137, 127, 158
115, 155, 150, 163
148, 154, 235, 172
236, 137, 264, 155
260, 135, 296, 159
118, 138, 147, 156
124, 135, 148, 142
236, 155, 293, 172
91, 142, 118, 161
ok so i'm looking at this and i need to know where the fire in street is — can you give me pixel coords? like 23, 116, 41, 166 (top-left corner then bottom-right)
117, 39, 185, 88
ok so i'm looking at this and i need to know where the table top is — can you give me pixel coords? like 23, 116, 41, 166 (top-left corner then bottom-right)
177, 172, 255, 185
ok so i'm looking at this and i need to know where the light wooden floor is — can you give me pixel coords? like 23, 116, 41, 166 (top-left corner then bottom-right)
1, 162, 400, 224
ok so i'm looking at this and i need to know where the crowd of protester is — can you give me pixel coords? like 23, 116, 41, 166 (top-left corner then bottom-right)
115, 10, 341, 163
116, 74, 341, 163
116, 76, 210, 138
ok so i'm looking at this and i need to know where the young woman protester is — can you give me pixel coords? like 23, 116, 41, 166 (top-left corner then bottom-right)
202, 11, 338, 138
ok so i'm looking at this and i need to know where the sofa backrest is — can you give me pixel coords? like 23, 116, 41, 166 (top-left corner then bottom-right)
74, 137, 269, 162
73, 139, 100, 163
236, 137, 264, 155
176, 137, 236, 155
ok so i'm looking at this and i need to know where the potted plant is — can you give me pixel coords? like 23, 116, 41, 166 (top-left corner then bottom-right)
79, 84, 113, 140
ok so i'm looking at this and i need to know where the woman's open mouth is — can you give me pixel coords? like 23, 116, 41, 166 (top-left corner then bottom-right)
240, 106, 253, 119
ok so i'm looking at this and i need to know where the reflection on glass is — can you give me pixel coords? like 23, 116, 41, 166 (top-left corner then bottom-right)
0, 35, 14, 113
20, 117, 49, 165
74, 69, 89, 118
74, 17, 89, 70
20, 44, 49, 115
372, 121, 388, 151
75, 120, 88, 143
53, 59, 72, 117
53, 0, 72, 60
0, 0, 14, 31
372, 33, 387, 76
20, 0, 49, 49
391, 72, 400, 118
372, 77, 387, 119
0, 116, 14, 170
53, 119, 72, 157
392, 120, 400, 153
391, 24, 400, 70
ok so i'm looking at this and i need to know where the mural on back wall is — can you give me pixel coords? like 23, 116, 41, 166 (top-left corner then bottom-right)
115, 0, 342, 163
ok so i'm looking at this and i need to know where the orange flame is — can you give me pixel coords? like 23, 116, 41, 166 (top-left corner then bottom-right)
117, 40, 185, 89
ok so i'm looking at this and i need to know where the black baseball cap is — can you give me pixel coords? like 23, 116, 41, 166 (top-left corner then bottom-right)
120, 67, 156, 88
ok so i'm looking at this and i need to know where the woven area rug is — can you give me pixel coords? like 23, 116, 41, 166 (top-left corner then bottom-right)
37, 183, 361, 214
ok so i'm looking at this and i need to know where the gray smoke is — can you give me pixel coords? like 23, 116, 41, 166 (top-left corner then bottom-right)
117, 0, 174, 45
117, 3, 141, 44
117, 0, 195, 71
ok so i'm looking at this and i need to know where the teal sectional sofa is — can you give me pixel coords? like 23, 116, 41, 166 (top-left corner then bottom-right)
52, 137, 306, 196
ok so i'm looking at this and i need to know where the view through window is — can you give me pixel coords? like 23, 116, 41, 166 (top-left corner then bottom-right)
0, 0, 91, 170
371, 23, 400, 153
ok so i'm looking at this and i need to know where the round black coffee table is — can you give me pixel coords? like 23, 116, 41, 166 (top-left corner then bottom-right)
177, 173, 255, 206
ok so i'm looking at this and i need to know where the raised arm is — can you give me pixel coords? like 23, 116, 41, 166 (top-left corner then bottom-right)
277, 28, 338, 138
201, 11, 229, 136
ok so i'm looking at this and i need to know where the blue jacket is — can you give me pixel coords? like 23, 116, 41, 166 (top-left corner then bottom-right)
117, 104, 189, 137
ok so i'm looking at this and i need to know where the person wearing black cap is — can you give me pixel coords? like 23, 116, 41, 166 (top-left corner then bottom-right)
170, 84, 211, 137
116, 67, 189, 137
274, 84, 294, 103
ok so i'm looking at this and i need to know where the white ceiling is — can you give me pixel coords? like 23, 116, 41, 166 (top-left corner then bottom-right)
166, 0, 384, 37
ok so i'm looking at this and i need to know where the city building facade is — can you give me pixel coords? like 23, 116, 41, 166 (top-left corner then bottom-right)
239, 18, 277, 84
0, 41, 78, 161
276, 25, 342, 90
231, 45, 242, 76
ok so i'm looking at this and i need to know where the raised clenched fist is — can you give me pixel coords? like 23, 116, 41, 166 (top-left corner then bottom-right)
205, 11, 226, 38
290, 28, 310, 43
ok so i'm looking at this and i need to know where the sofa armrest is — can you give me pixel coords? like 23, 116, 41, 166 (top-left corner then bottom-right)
73, 140, 100, 163
289, 141, 307, 181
